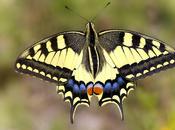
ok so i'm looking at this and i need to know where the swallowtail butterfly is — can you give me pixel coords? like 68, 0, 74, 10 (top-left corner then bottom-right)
15, 22, 175, 123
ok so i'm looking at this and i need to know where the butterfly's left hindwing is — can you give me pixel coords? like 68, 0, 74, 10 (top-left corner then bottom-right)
15, 32, 91, 123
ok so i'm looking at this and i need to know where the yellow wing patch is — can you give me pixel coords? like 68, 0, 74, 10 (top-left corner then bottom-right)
57, 35, 66, 49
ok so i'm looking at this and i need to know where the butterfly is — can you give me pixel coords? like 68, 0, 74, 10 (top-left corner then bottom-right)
15, 22, 175, 123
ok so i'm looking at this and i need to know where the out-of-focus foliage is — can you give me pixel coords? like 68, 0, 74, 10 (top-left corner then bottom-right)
1, 0, 175, 130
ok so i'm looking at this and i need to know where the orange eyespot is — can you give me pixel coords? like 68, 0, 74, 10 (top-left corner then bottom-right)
93, 84, 103, 95
87, 83, 93, 96
87, 87, 93, 95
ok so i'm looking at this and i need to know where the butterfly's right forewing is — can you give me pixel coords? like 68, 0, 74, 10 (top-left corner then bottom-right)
15, 32, 85, 84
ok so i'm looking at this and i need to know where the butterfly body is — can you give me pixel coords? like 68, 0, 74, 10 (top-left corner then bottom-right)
15, 22, 175, 123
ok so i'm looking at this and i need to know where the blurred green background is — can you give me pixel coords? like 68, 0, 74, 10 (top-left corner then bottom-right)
1, 0, 175, 130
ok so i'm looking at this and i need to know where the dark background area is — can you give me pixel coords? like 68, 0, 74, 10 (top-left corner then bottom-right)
1, 0, 175, 130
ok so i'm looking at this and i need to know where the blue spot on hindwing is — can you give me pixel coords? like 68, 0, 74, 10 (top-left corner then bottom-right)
80, 83, 86, 93
67, 79, 74, 87
104, 82, 112, 93
73, 84, 79, 94
112, 82, 119, 92
117, 77, 125, 85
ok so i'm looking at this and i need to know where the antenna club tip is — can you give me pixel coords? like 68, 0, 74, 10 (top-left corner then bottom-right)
65, 5, 69, 10
106, 1, 111, 7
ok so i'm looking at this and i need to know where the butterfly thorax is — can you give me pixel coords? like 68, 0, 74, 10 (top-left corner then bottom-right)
84, 22, 104, 78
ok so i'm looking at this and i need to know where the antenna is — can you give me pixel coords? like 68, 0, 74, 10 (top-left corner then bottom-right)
65, 1, 111, 23
65, 5, 89, 22
90, 1, 111, 22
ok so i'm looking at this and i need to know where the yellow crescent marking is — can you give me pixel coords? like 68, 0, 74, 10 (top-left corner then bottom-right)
57, 35, 66, 49
123, 33, 133, 47
40, 71, 45, 76
120, 88, 127, 96
59, 78, 67, 82
73, 97, 80, 105
27, 66, 33, 71
22, 64, 27, 69
58, 85, 65, 92
126, 74, 134, 79
46, 74, 51, 78
163, 62, 169, 66
33, 69, 39, 73
112, 95, 120, 102
65, 91, 72, 99
126, 82, 134, 89
157, 64, 163, 68
170, 59, 175, 64
143, 70, 149, 74
150, 67, 156, 71
136, 73, 142, 77
53, 77, 58, 81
